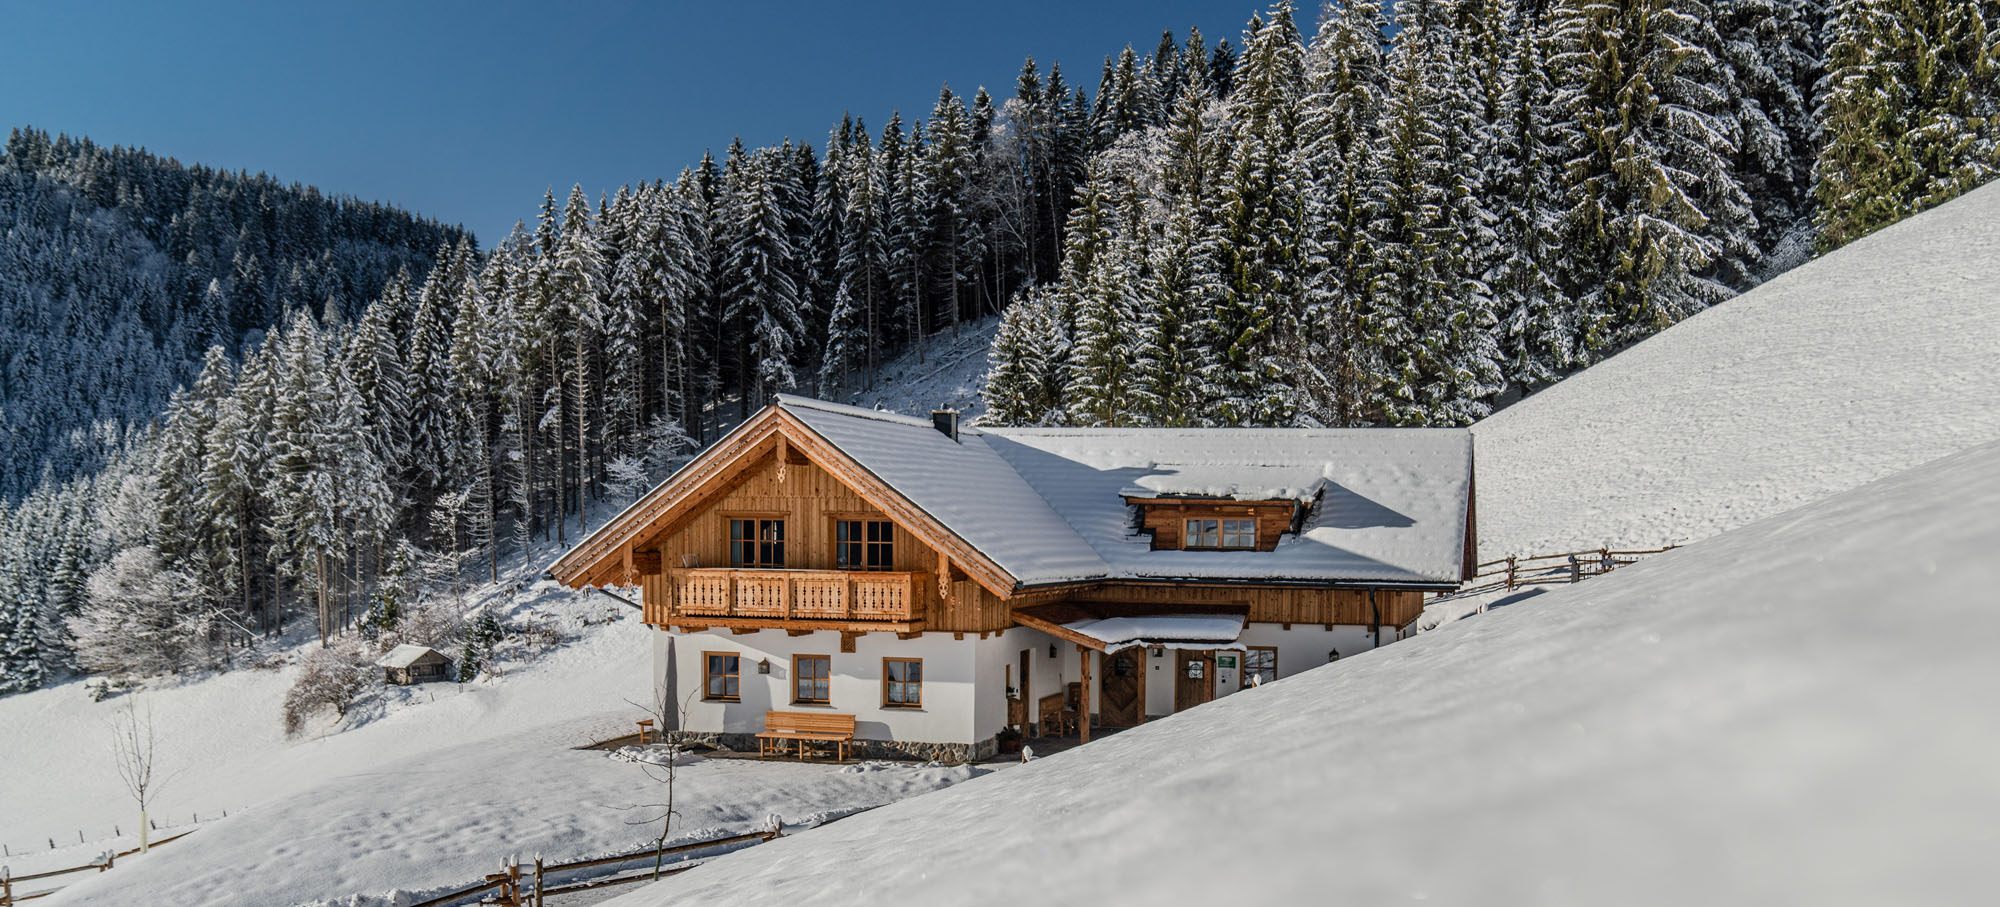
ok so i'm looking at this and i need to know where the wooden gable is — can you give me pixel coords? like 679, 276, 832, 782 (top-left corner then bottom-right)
549, 405, 1019, 599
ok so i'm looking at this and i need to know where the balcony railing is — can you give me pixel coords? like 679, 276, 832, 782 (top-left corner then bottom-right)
665, 568, 923, 623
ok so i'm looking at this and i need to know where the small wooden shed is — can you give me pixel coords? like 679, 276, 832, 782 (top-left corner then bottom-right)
376, 644, 454, 685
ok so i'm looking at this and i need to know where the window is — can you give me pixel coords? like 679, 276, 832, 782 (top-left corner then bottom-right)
703, 652, 740, 701
835, 520, 895, 571
794, 654, 831, 704
1185, 517, 1256, 549
729, 518, 785, 567
883, 658, 923, 708
1244, 647, 1278, 687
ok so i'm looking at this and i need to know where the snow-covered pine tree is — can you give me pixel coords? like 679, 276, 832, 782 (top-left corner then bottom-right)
1713, 0, 1827, 273
551, 185, 607, 531
1135, 198, 1224, 426
1549, 0, 1747, 352
725, 152, 806, 403
1485, 6, 1576, 394
1296, 0, 1388, 425
1814, 0, 1998, 251
982, 284, 1072, 425
817, 279, 868, 399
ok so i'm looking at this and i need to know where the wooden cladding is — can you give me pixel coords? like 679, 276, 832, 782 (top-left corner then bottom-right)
669, 567, 922, 623
1130, 498, 1295, 551
1065, 582, 1425, 629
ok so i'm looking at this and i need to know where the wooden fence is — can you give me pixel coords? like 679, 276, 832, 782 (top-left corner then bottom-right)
1438, 545, 1680, 603
0, 829, 197, 904
404, 825, 787, 907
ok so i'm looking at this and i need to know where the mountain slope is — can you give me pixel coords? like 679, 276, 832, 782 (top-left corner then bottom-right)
1473, 179, 2000, 558
604, 436, 2000, 907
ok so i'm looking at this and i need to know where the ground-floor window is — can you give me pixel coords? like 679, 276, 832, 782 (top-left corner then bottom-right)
1244, 646, 1278, 686
704, 652, 740, 701
794, 654, 831, 704
883, 657, 923, 708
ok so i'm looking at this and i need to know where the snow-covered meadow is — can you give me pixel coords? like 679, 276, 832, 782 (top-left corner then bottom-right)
1473, 179, 2000, 559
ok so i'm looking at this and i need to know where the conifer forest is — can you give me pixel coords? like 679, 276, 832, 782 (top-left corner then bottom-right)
3, 0, 1995, 692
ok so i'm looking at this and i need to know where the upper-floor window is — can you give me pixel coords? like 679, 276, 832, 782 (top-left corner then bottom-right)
835, 519, 895, 571
1185, 518, 1256, 549
729, 518, 785, 567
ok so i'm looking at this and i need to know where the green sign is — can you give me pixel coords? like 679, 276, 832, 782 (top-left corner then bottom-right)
1217, 654, 1238, 669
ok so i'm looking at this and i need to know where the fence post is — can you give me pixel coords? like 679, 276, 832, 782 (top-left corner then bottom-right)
1505, 556, 1517, 591
1569, 555, 1581, 583
1599, 547, 1611, 575
534, 855, 545, 907
5, 863, 14, 906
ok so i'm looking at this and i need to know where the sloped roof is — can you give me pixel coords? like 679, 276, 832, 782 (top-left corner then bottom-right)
776, 396, 1472, 587
375, 644, 448, 669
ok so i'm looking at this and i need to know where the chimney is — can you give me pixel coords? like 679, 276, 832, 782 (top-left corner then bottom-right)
931, 408, 960, 443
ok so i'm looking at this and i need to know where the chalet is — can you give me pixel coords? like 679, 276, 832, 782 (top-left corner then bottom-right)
551, 396, 1474, 761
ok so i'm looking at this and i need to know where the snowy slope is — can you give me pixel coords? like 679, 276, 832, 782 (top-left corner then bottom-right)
603, 438, 2000, 907
1474, 180, 2000, 557
0, 578, 649, 854
826, 316, 999, 423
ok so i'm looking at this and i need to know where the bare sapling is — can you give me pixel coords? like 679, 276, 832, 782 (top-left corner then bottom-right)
110, 700, 167, 853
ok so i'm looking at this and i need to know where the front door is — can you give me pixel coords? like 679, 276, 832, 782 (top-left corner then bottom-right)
1174, 649, 1215, 712
1099, 648, 1145, 726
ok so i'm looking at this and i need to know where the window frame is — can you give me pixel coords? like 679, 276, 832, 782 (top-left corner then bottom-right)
1183, 515, 1258, 550
882, 657, 923, 709
833, 518, 896, 572
727, 515, 787, 568
1244, 646, 1278, 687
702, 651, 741, 702
792, 654, 832, 705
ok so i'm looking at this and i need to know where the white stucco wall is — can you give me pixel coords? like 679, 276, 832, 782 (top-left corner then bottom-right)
658, 627, 1070, 745
649, 622, 1389, 743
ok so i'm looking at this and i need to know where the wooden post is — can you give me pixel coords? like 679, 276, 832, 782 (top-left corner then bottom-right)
1505, 555, 1517, 591
534, 855, 545, 907
1077, 645, 1092, 744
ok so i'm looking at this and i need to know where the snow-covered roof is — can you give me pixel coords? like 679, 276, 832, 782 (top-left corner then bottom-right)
1063, 614, 1248, 653
374, 644, 446, 669
777, 396, 1473, 588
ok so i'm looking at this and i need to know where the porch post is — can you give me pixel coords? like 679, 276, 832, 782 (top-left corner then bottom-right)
1077, 644, 1092, 744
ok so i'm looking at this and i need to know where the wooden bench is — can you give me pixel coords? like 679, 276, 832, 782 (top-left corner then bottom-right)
1038, 692, 1076, 739
755, 710, 857, 762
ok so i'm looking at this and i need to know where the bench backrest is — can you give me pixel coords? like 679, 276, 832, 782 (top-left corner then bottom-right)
765, 710, 856, 735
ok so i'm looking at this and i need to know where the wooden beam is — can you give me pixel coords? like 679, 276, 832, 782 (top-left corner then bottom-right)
897, 631, 922, 640
1078, 645, 1092, 744
786, 629, 813, 637
730, 627, 758, 635
1010, 610, 1108, 652
668, 617, 923, 634
840, 631, 860, 653
632, 548, 662, 575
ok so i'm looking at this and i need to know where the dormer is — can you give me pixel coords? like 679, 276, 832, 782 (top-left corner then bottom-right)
1123, 495, 1314, 552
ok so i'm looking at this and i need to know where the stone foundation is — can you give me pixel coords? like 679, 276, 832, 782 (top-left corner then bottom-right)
669, 730, 995, 764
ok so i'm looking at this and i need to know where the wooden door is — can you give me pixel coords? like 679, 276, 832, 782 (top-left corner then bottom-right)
1174, 649, 1215, 712
1099, 648, 1144, 726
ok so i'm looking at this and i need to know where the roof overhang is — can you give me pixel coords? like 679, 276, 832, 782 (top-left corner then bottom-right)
1013, 602, 1252, 653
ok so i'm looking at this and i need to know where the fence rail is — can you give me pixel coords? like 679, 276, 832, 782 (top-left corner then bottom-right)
404, 826, 786, 907
1, 829, 197, 904
1440, 545, 1679, 603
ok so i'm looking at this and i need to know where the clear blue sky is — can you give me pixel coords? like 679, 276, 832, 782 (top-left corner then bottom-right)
0, 0, 1263, 244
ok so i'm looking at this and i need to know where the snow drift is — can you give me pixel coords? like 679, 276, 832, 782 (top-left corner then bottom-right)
605, 438, 2000, 906
1474, 179, 2000, 557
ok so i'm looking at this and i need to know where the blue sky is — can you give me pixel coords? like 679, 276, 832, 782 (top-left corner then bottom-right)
1, 1, 1262, 244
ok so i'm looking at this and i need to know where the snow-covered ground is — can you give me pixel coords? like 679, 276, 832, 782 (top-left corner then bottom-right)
603, 436, 2000, 907
823, 316, 998, 423
1473, 180, 2000, 558
0, 538, 993, 906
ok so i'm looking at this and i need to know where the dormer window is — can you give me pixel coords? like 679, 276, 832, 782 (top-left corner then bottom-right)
1185, 518, 1256, 550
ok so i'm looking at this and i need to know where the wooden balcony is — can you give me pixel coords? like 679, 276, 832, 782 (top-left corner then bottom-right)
659, 568, 925, 627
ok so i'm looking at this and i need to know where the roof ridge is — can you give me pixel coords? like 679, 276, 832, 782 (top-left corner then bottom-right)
774, 394, 943, 429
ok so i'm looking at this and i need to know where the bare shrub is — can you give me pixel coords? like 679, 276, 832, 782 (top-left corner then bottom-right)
282, 645, 370, 735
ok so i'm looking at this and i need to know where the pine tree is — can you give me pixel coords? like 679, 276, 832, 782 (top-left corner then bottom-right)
1486, 8, 1575, 393
1550, 0, 1747, 352
982, 285, 1072, 425
1814, 0, 1999, 251
725, 152, 806, 402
